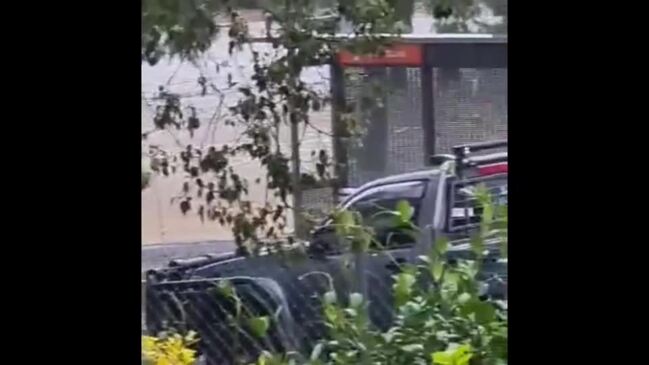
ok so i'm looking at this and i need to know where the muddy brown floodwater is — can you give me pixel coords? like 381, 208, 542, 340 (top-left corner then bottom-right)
141, 10, 440, 246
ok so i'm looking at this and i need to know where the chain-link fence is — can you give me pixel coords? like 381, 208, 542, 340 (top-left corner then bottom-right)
143, 242, 506, 365
143, 180, 508, 364
433, 67, 507, 153
279, 36, 507, 224
332, 36, 508, 189
143, 248, 407, 365
343, 67, 426, 186
143, 35, 507, 365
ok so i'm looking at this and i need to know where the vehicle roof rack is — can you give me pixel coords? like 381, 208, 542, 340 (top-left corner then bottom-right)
452, 140, 507, 178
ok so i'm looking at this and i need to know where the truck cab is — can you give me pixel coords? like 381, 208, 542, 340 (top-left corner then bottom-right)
309, 140, 508, 254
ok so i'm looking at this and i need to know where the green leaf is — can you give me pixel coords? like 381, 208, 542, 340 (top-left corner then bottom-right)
401, 344, 424, 353
247, 316, 270, 338
436, 237, 449, 255
336, 210, 355, 228
351, 230, 371, 253
395, 200, 414, 223
481, 199, 494, 226
393, 272, 416, 306
432, 351, 453, 365
445, 272, 460, 285
324, 305, 338, 324
466, 260, 480, 279
310, 343, 324, 361
470, 234, 485, 259
457, 292, 472, 305
432, 261, 445, 282
257, 352, 267, 365
382, 327, 399, 343
461, 299, 496, 325
216, 280, 234, 298
432, 344, 473, 365
400, 301, 423, 317
474, 302, 496, 324
457, 353, 473, 365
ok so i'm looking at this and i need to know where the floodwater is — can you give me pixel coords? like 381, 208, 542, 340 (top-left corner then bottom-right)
141, 11, 440, 245
141, 12, 337, 245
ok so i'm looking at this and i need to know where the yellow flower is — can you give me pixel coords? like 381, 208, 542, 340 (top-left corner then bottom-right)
142, 334, 197, 365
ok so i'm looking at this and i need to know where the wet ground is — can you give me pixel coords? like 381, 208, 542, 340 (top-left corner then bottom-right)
142, 12, 335, 245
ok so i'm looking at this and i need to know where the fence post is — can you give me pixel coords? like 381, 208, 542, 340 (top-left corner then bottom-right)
331, 61, 348, 202
421, 44, 436, 160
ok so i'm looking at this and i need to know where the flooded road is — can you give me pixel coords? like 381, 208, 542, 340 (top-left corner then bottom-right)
142, 13, 335, 245
141, 11, 439, 245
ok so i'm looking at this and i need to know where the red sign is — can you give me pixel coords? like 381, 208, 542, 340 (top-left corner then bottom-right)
338, 44, 423, 67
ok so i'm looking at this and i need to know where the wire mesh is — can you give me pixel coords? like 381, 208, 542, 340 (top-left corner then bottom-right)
433, 68, 508, 154
143, 249, 409, 365
143, 233, 509, 365
143, 40, 508, 365
145, 277, 303, 364
343, 67, 425, 187
338, 66, 507, 188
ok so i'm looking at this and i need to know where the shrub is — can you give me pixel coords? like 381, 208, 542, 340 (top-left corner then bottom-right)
251, 192, 507, 365
142, 331, 199, 365
142, 191, 507, 365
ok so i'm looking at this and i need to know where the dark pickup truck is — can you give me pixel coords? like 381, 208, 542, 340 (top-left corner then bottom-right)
144, 140, 508, 365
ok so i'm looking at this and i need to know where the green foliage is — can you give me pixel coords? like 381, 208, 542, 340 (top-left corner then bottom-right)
245, 195, 507, 365
143, 0, 406, 250
432, 344, 473, 365
149, 193, 507, 365
332, 208, 373, 253
427, 0, 507, 33
142, 331, 199, 365
316, 198, 506, 365
142, 0, 225, 65
248, 316, 271, 338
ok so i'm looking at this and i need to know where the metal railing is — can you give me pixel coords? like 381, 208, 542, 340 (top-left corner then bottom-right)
142, 250, 402, 365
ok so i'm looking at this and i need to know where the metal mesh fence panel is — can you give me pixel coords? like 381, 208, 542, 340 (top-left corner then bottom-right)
340, 66, 507, 187
433, 68, 508, 154
301, 186, 336, 223
144, 38, 508, 365
143, 250, 405, 365
143, 246, 506, 365
344, 67, 425, 187
146, 256, 341, 364
146, 277, 300, 364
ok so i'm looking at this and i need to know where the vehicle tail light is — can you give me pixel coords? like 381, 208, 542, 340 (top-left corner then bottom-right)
478, 163, 508, 176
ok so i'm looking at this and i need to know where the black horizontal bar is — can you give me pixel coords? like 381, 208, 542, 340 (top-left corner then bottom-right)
427, 43, 508, 68
464, 152, 508, 167
453, 140, 508, 155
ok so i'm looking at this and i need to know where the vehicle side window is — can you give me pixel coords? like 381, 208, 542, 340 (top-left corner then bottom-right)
344, 181, 426, 247
449, 176, 507, 231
